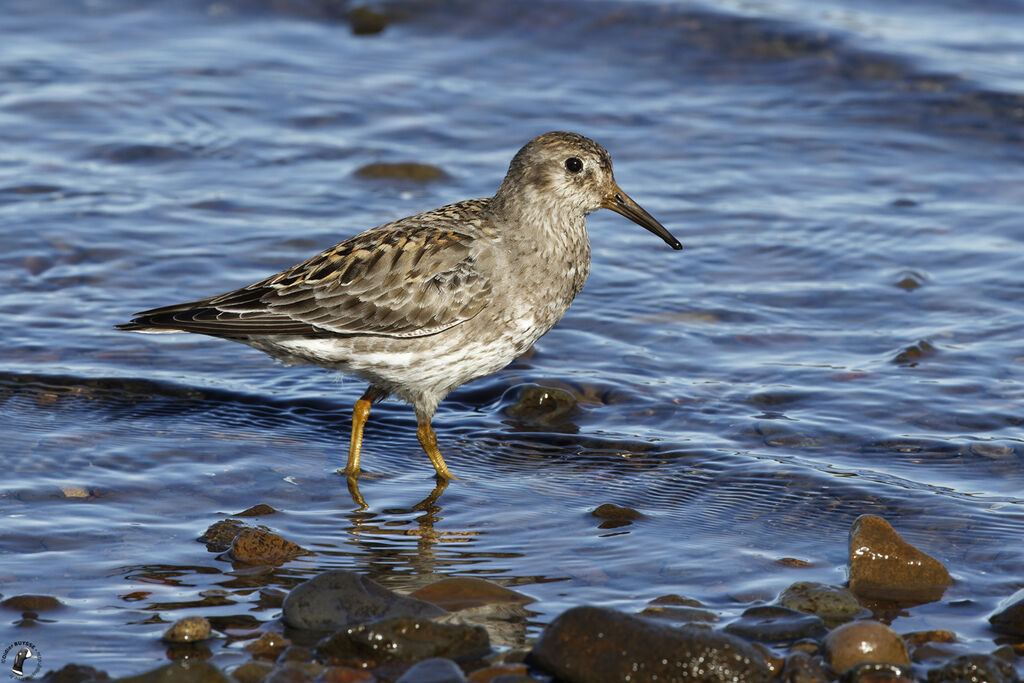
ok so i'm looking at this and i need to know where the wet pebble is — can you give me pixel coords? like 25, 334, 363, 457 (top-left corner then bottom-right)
822, 620, 910, 675
40, 664, 110, 682
316, 666, 376, 682
781, 651, 829, 683
348, 6, 390, 36
505, 385, 578, 426
197, 519, 247, 552
283, 570, 443, 630
639, 604, 719, 623
848, 515, 952, 603
316, 617, 490, 665
395, 657, 466, 683
113, 660, 230, 683
926, 654, 1019, 683
163, 615, 212, 643
724, 605, 825, 642
229, 527, 308, 565
354, 162, 446, 182
840, 662, 914, 683
778, 582, 870, 628
230, 662, 274, 683
892, 339, 937, 365
244, 631, 290, 659
990, 595, 1024, 636
236, 503, 276, 517
0, 594, 63, 610
410, 577, 533, 612
530, 605, 772, 683
466, 664, 528, 682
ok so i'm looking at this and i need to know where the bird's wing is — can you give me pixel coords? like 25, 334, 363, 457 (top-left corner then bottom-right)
120, 215, 494, 339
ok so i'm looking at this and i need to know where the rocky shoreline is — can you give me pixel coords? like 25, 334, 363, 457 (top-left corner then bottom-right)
19, 513, 1022, 682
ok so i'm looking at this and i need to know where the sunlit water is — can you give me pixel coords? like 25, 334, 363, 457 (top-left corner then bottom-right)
1, 0, 1023, 675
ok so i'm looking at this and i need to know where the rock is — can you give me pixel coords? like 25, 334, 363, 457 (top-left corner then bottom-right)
348, 6, 389, 36
263, 666, 310, 683
724, 605, 825, 642
848, 515, 952, 603
990, 595, 1024, 636
822, 621, 910, 675
505, 385, 577, 426
489, 677, 535, 683
639, 605, 719, 623
244, 631, 291, 659
316, 617, 489, 665
591, 503, 642, 520
229, 528, 308, 564
354, 162, 445, 182
466, 664, 528, 681
531, 606, 772, 683
41, 664, 110, 682
0, 594, 63, 610
113, 661, 230, 683
283, 570, 444, 630
781, 652, 828, 683
778, 582, 870, 628
410, 577, 533, 612
316, 666, 376, 682
317, 667, 376, 682
901, 630, 956, 647
892, 340, 937, 365
840, 662, 914, 682
926, 654, 1019, 683
649, 594, 704, 607
236, 504, 276, 517
395, 658, 467, 683
162, 616, 212, 643
197, 519, 247, 552
231, 662, 273, 683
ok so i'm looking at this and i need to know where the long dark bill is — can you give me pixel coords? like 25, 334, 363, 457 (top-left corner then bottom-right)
602, 184, 682, 250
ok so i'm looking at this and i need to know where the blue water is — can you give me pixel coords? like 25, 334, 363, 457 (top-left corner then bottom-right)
1, 0, 1023, 676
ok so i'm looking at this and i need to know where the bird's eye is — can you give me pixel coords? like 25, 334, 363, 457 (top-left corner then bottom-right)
564, 157, 583, 174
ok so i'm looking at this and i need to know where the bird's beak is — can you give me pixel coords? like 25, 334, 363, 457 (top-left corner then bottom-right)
601, 184, 682, 250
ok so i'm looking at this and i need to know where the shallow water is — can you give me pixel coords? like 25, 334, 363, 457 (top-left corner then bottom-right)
1, 0, 1023, 675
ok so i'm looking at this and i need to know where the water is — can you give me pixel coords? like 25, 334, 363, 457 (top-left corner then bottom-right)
2, 0, 1023, 675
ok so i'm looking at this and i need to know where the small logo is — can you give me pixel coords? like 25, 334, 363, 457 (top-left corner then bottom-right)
1, 642, 41, 680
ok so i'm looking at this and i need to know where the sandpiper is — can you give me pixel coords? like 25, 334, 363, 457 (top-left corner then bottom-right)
119, 131, 682, 481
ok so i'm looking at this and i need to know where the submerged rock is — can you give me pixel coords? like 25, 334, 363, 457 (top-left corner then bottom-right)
926, 654, 1019, 683
316, 617, 489, 664
848, 515, 952, 603
354, 162, 446, 182
113, 661, 229, 683
229, 528, 308, 565
778, 582, 870, 628
162, 616, 212, 643
724, 605, 825, 642
197, 519, 247, 552
531, 605, 772, 683
41, 664, 110, 683
840, 662, 914, 683
989, 595, 1024, 637
822, 620, 909, 675
410, 577, 533, 612
283, 570, 444, 631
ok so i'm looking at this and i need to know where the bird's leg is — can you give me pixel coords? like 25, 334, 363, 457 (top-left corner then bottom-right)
344, 386, 385, 479
416, 417, 458, 480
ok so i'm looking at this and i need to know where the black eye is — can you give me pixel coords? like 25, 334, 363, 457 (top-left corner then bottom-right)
564, 157, 583, 174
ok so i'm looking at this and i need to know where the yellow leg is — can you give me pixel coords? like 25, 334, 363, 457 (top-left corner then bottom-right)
416, 419, 458, 480
344, 387, 384, 479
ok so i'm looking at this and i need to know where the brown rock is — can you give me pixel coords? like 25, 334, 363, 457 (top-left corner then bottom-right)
354, 162, 446, 182
244, 631, 291, 659
163, 616, 212, 643
232, 661, 274, 683
848, 515, 952, 603
990, 596, 1024, 637
236, 504, 276, 517
823, 621, 910, 675
531, 606, 771, 683
410, 578, 533, 612
230, 528, 308, 565
197, 519, 247, 552
1, 594, 63, 610
316, 666, 376, 683
467, 664, 527, 682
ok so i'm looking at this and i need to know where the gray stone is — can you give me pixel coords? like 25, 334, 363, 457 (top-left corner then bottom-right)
724, 605, 825, 642
316, 617, 490, 664
282, 570, 443, 630
395, 658, 467, 683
